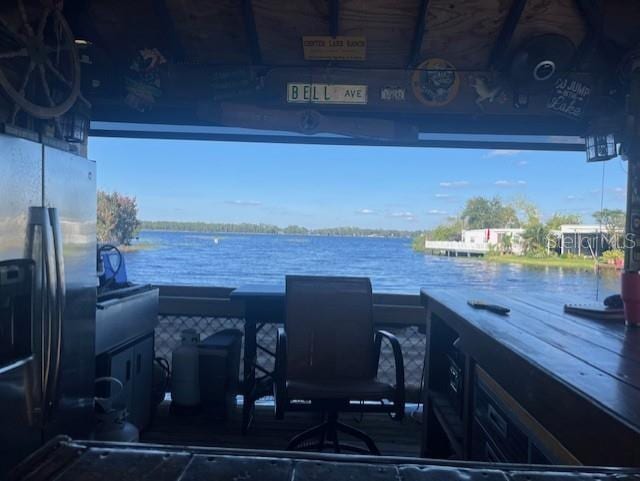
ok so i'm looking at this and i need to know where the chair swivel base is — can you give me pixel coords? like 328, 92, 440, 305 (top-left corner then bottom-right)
287, 412, 381, 455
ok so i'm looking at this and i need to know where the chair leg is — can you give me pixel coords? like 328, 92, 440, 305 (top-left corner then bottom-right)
336, 421, 381, 455
287, 422, 329, 451
286, 411, 380, 455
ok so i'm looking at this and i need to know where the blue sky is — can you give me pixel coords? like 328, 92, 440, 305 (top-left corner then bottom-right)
89, 137, 627, 230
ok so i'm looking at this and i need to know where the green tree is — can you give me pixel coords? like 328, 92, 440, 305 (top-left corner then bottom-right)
593, 208, 625, 249
593, 208, 625, 231
461, 196, 519, 229
545, 213, 582, 231
429, 218, 464, 241
97, 191, 141, 245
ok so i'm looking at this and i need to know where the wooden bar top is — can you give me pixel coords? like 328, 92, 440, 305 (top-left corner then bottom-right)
420, 288, 640, 466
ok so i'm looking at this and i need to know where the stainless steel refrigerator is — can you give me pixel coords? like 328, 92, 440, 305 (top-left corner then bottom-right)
0, 134, 96, 473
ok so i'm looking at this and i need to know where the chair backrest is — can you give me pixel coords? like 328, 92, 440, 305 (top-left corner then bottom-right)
285, 275, 375, 382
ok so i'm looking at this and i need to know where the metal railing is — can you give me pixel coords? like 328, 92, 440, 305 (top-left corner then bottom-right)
154, 285, 426, 402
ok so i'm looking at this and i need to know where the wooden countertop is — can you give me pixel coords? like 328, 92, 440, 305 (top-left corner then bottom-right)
420, 288, 640, 465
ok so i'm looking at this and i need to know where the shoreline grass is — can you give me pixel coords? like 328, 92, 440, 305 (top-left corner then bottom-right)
484, 254, 616, 270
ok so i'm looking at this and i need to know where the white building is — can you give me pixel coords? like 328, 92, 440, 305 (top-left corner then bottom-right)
461, 228, 526, 255
423, 225, 622, 257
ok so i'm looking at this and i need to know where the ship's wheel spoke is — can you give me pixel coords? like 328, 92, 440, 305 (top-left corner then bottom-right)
38, 65, 54, 104
0, 48, 28, 59
44, 44, 72, 55
39, 64, 63, 134
18, 60, 35, 93
36, 8, 51, 40
18, 0, 35, 37
0, 16, 27, 45
45, 58, 71, 87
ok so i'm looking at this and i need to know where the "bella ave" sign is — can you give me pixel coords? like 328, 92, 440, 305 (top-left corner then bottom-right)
286, 83, 368, 105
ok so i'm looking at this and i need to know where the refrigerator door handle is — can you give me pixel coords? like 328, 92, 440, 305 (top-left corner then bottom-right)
26, 207, 57, 423
47, 207, 65, 418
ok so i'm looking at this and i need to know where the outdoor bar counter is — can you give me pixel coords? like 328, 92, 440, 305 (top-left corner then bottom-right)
420, 289, 640, 467
10, 436, 640, 481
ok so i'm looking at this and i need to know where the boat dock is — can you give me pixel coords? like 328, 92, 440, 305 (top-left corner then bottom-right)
422, 241, 488, 257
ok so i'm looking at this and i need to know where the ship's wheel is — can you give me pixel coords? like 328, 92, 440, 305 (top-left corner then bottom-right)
0, 0, 81, 121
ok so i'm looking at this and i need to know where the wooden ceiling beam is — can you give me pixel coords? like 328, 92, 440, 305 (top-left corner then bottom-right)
330, 0, 340, 38
488, 0, 528, 70
408, 0, 430, 68
573, 0, 620, 68
152, 0, 186, 62
242, 0, 262, 65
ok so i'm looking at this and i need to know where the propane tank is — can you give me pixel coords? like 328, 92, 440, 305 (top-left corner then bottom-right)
92, 377, 139, 442
171, 328, 201, 408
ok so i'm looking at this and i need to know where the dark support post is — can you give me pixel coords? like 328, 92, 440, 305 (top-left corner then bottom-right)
487, 0, 527, 70
622, 60, 640, 326
242, 0, 262, 65
330, 0, 339, 38
408, 0, 430, 68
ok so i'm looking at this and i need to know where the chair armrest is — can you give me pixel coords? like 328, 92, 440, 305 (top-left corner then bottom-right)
274, 328, 287, 419
375, 330, 405, 420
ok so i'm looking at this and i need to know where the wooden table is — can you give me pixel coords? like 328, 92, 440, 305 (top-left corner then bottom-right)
420, 288, 640, 467
230, 284, 286, 433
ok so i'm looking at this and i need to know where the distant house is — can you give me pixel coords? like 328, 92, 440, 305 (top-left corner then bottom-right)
462, 228, 526, 255
423, 224, 622, 257
552, 224, 623, 257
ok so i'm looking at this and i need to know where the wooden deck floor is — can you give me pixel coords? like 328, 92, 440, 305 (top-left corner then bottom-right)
142, 401, 423, 457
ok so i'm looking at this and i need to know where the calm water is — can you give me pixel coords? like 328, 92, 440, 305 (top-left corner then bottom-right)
125, 230, 620, 299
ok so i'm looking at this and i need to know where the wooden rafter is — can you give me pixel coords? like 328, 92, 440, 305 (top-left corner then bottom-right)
330, 0, 339, 38
488, 0, 528, 70
242, 0, 262, 65
152, 0, 185, 62
573, 0, 620, 68
408, 0, 430, 68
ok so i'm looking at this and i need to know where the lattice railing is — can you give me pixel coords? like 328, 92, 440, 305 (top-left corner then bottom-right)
155, 314, 426, 401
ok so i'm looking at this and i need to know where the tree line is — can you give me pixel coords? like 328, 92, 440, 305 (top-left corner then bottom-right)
413, 196, 625, 256
140, 220, 416, 238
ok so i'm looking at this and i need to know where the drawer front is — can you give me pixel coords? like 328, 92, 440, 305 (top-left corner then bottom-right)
446, 354, 463, 416
474, 381, 528, 462
471, 420, 508, 463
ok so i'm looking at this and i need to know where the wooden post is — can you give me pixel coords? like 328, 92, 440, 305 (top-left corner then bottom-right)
622, 59, 640, 326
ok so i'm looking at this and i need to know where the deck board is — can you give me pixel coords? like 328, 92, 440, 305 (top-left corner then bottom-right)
142, 401, 422, 457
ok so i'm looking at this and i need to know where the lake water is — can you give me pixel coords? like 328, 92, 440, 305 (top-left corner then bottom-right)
124, 230, 620, 300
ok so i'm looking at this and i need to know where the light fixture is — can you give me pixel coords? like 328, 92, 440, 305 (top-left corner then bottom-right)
586, 134, 617, 162
60, 106, 89, 144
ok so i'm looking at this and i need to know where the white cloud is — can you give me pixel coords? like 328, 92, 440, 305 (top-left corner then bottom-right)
440, 180, 470, 188
427, 209, 447, 215
390, 211, 416, 221
356, 208, 375, 215
517, 160, 528, 166
495, 180, 527, 187
484, 149, 523, 158
434, 193, 451, 198
225, 200, 261, 206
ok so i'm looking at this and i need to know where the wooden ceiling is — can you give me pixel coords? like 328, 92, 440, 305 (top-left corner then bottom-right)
16, 0, 640, 143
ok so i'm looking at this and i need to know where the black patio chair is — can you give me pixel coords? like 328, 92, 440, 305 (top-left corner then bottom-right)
274, 275, 405, 455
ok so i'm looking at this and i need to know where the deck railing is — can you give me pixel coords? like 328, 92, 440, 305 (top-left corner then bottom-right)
154, 284, 427, 402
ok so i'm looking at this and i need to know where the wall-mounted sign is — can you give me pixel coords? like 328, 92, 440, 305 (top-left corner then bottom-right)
287, 83, 368, 104
302, 36, 366, 61
547, 77, 591, 119
380, 86, 406, 101
412, 58, 460, 107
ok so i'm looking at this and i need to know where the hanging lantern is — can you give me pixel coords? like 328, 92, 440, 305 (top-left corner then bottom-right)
585, 134, 617, 162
